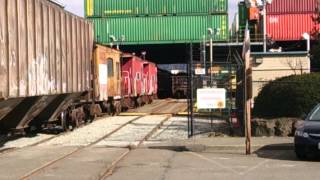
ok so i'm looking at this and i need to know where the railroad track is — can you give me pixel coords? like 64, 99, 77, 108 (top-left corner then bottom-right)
0, 133, 62, 156
0, 114, 118, 156
19, 114, 172, 180
98, 114, 172, 179
0, 125, 82, 156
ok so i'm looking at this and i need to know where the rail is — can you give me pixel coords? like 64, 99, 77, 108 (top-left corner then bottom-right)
19, 114, 172, 180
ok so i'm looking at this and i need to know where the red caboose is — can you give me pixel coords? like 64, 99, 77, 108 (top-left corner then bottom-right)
121, 54, 145, 107
143, 61, 158, 103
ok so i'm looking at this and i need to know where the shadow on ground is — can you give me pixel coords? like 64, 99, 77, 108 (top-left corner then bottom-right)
0, 134, 36, 152
255, 143, 320, 162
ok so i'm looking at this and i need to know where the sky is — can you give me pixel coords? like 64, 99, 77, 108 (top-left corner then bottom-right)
59, 0, 85, 17
60, 0, 239, 25
229, 0, 239, 25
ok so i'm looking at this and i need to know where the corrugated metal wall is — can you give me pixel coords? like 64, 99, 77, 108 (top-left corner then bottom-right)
267, 13, 319, 41
265, 0, 320, 41
91, 15, 228, 45
266, 0, 317, 14
86, 0, 228, 17
0, 0, 94, 99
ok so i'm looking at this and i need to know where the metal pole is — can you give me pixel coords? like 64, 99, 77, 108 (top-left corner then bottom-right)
210, 36, 213, 87
263, 1, 267, 52
307, 38, 310, 53
187, 54, 191, 138
190, 43, 194, 137
203, 35, 206, 72
209, 36, 214, 132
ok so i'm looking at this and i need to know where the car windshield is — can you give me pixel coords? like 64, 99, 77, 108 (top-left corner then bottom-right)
309, 105, 320, 121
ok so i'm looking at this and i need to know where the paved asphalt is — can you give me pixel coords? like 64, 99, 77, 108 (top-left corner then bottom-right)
105, 147, 320, 180
0, 145, 319, 180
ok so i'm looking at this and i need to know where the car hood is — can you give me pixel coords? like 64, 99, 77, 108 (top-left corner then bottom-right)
303, 121, 320, 134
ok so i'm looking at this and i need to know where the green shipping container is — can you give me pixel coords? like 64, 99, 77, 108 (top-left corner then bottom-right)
90, 15, 228, 45
85, 0, 228, 17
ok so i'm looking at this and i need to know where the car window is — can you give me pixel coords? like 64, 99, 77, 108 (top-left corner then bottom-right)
309, 105, 320, 121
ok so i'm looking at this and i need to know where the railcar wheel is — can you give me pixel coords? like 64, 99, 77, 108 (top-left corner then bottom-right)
106, 102, 112, 115
148, 96, 153, 104
115, 102, 122, 115
60, 110, 68, 131
137, 97, 143, 107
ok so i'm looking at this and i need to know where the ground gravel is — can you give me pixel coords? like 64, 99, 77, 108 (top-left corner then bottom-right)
146, 116, 230, 145
0, 134, 54, 149
40, 116, 138, 146
96, 115, 169, 147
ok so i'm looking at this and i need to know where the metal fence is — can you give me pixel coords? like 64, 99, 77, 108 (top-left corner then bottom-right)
187, 44, 243, 137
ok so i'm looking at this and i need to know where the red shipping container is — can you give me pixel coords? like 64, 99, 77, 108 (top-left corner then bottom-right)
266, 0, 317, 14
121, 54, 145, 97
143, 62, 158, 96
267, 13, 319, 41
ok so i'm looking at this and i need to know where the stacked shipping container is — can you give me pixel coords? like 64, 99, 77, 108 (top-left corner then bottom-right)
93, 15, 228, 44
85, 0, 229, 44
266, 0, 317, 14
86, 0, 228, 17
266, 0, 319, 41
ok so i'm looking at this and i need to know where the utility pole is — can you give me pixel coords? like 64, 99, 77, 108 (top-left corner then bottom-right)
243, 22, 252, 155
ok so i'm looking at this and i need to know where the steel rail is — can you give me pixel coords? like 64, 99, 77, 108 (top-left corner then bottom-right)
98, 114, 172, 180
19, 115, 145, 180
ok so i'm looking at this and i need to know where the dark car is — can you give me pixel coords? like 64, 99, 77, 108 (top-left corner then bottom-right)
294, 104, 320, 159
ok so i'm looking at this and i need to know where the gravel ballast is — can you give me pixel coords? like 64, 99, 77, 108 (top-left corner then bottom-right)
0, 134, 55, 150
95, 115, 169, 147
40, 116, 138, 146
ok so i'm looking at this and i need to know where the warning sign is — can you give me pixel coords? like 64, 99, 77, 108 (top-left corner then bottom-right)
197, 88, 226, 109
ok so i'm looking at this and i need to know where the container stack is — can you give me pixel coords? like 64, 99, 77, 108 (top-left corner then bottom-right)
85, 0, 229, 45
266, 0, 319, 41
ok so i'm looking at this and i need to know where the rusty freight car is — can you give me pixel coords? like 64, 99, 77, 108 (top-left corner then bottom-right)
0, 0, 94, 133
93, 44, 122, 115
